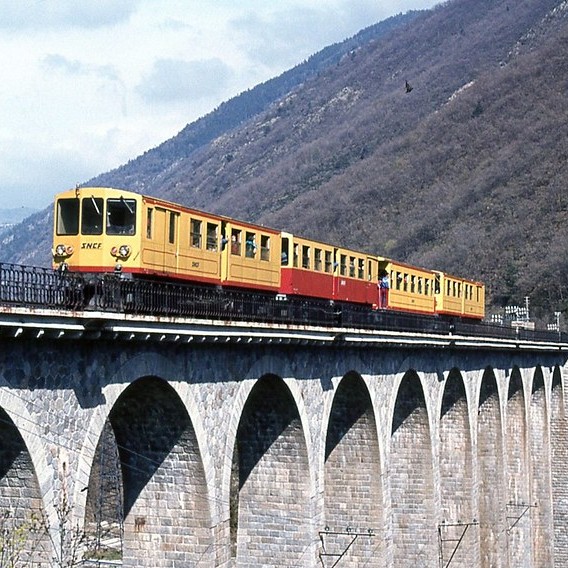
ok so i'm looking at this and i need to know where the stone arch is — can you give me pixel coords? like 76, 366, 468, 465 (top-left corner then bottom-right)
322, 371, 383, 567
530, 365, 553, 566
107, 375, 213, 567
390, 370, 436, 567
439, 368, 476, 568
551, 364, 568, 562
505, 366, 531, 566
230, 374, 311, 567
0, 405, 51, 564
477, 366, 505, 568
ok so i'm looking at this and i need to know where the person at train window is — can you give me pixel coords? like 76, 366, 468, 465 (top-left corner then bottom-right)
379, 273, 390, 308
231, 234, 241, 254
245, 234, 257, 258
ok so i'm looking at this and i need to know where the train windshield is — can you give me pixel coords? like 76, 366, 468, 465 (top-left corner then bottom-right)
106, 198, 136, 235
56, 198, 79, 235
81, 197, 103, 235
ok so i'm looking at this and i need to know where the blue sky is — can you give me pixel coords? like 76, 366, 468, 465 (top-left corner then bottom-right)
0, 0, 439, 210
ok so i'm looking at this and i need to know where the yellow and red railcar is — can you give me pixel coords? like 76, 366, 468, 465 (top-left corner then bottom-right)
434, 271, 485, 319
378, 257, 436, 315
53, 187, 281, 292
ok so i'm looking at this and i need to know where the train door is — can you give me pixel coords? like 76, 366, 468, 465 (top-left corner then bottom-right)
332, 248, 340, 299
154, 207, 180, 275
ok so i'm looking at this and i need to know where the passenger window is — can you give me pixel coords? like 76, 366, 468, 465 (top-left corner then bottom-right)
325, 251, 333, 273
411, 275, 416, 293
57, 198, 79, 235
418, 277, 423, 295
403, 273, 408, 292
358, 259, 365, 279
106, 198, 136, 235
340, 254, 347, 276
302, 246, 310, 269
168, 211, 177, 244
260, 235, 270, 261
349, 257, 356, 278
146, 208, 153, 239
231, 229, 241, 255
81, 197, 103, 235
190, 219, 202, 248
207, 223, 218, 251
281, 238, 289, 265
293, 244, 299, 267
245, 232, 256, 258
314, 249, 322, 271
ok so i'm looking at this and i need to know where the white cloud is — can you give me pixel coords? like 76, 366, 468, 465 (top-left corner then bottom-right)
0, 0, 140, 30
137, 58, 232, 103
0, 0, 439, 210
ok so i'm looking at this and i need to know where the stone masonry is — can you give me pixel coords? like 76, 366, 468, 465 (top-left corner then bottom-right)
0, 314, 566, 567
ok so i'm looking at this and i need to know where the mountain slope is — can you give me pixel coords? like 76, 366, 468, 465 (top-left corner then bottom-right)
3, 0, 568, 321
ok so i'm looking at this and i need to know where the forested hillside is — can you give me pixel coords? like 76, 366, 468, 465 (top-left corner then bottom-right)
4, 0, 568, 322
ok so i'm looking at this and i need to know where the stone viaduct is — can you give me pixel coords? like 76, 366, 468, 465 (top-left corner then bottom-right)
0, 307, 567, 567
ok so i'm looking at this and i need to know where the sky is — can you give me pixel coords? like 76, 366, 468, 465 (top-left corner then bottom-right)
0, 0, 439, 211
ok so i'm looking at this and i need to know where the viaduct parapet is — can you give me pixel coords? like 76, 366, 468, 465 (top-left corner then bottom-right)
0, 308, 566, 567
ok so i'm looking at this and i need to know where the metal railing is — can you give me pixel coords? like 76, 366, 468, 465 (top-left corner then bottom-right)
0, 262, 564, 343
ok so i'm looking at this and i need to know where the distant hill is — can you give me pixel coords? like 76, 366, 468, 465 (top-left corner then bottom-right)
3, 0, 568, 323
0, 207, 38, 227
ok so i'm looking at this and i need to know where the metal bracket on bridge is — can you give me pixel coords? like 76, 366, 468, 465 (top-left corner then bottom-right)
319, 526, 375, 567
438, 519, 479, 568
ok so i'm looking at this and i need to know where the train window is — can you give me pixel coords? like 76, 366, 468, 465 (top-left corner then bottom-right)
425, 279, 430, 296
260, 235, 270, 261
411, 275, 416, 293
190, 219, 202, 248
340, 254, 347, 276
57, 198, 79, 235
403, 273, 408, 292
146, 208, 153, 239
434, 274, 441, 294
418, 277, 423, 295
302, 245, 310, 269
446, 280, 451, 296
81, 196, 103, 235
168, 211, 177, 244
106, 198, 136, 235
314, 249, 322, 271
281, 238, 289, 265
231, 228, 241, 255
356, 259, 364, 279
325, 251, 333, 273
245, 232, 256, 258
207, 223, 218, 251
348, 257, 355, 278
395, 272, 401, 291
293, 244, 299, 267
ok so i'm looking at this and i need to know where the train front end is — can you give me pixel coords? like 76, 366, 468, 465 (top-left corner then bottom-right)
52, 187, 141, 276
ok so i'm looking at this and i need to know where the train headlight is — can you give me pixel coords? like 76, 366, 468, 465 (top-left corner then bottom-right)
111, 244, 131, 259
118, 245, 131, 258
54, 244, 73, 257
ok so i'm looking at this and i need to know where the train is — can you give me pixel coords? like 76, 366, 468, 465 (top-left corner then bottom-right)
52, 186, 485, 321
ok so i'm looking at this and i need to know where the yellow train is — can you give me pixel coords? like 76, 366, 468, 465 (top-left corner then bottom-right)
52, 187, 485, 320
